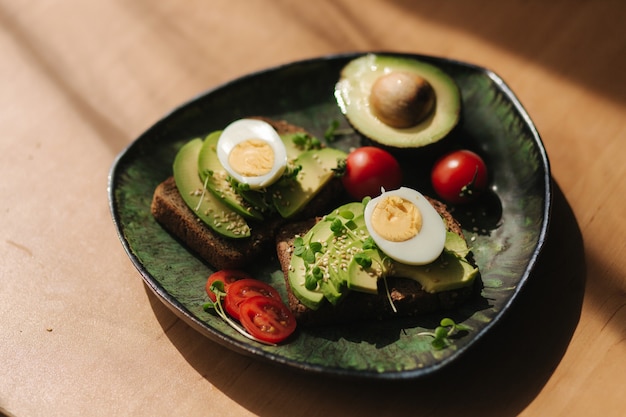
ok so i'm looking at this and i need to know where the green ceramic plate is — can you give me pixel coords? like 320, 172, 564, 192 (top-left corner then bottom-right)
108, 52, 550, 380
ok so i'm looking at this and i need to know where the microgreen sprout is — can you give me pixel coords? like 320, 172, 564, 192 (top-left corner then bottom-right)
324, 120, 354, 142
281, 162, 302, 180
381, 276, 397, 313
362, 237, 376, 250
203, 281, 277, 346
354, 252, 372, 268
194, 173, 211, 212
418, 318, 471, 350
332, 158, 347, 178
293, 207, 380, 292
227, 176, 250, 192
291, 132, 321, 150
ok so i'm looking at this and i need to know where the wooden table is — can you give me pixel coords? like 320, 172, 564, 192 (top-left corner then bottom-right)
2, 1, 625, 416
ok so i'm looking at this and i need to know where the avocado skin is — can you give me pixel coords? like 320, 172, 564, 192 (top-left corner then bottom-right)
335, 54, 461, 149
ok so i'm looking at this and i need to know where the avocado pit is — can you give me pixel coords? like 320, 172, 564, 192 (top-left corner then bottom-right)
369, 71, 436, 129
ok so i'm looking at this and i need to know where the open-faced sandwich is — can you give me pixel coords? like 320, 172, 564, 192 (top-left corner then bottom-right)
276, 188, 479, 327
151, 117, 347, 270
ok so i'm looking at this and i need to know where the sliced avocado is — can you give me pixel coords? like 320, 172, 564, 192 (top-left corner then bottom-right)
287, 217, 335, 310
335, 54, 461, 148
319, 279, 345, 306
172, 138, 250, 239
197, 131, 264, 221
391, 251, 478, 293
346, 248, 385, 294
272, 147, 346, 218
280, 132, 313, 159
444, 231, 471, 258
238, 188, 275, 214
326, 207, 367, 289
287, 251, 325, 310
287, 202, 365, 309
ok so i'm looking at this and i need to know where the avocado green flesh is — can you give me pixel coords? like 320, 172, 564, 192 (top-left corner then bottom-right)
335, 54, 461, 148
391, 251, 478, 293
288, 201, 477, 309
272, 147, 347, 218
281, 132, 310, 159
197, 131, 264, 221
288, 253, 325, 310
287, 203, 363, 309
288, 214, 345, 307
172, 139, 250, 239
443, 231, 472, 258
346, 248, 384, 294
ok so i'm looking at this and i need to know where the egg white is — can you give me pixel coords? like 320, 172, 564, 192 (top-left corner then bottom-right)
217, 119, 288, 189
364, 187, 446, 265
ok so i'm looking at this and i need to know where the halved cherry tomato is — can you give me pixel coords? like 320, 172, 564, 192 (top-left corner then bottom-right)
431, 150, 488, 204
224, 278, 282, 321
238, 296, 297, 344
340, 146, 403, 200
205, 270, 252, 302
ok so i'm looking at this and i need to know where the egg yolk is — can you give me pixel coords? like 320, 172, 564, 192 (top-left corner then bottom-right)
370, 195, 422, 242
228, 139, 275, 177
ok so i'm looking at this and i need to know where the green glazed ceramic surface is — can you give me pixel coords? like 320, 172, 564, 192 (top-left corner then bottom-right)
108, 52, 551, 380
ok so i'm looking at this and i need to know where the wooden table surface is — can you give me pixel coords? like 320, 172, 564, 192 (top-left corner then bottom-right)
2, 1, 625, 416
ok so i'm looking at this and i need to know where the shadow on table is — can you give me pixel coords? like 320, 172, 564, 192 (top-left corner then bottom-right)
390, 0, 626, 106
148, 178, 585, 416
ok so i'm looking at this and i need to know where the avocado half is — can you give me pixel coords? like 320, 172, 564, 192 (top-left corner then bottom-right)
335, 54, 461, 148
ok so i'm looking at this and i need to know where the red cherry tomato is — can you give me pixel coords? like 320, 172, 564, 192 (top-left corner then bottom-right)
431, 150, 488, 204
238, 296, 297, 344
341, 146, 403, 200
205, 270, 252, 302
224, 279, 282, 321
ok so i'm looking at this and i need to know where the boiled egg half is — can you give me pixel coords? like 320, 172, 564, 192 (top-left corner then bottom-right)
364, 187, 446, 265
217, 119, 288, 189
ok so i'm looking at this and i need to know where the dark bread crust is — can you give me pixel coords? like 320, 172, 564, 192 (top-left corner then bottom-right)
275, 197, 476, 326
151, 177, 282, 269
150, 118, 344, 270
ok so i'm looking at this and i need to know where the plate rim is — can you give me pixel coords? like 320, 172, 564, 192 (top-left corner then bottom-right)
108, 51, 552, 380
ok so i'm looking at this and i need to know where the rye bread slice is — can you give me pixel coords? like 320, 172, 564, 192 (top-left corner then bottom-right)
150, 118, 344, 270
275, 197, 477, 326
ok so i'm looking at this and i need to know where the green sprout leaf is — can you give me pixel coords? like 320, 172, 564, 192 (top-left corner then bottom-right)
304, 273, 318, 290
324, 119, 353, 142
332, 158, 347, 178
309, 241, 323, 253
362, 237, 377, 250
292, 132, 321, 150
302, 248, 316, 264
324, 120, 340, 141
330, 218, 344, 235
293, 237, 306, 256
354, 252, 372, 269
339, 210, 354, 219
417, 318, 471, 350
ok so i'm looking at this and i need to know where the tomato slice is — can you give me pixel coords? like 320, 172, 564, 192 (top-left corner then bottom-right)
223, 278, 282, 321
205, 270, 252, 302
238, 296, 297, 344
